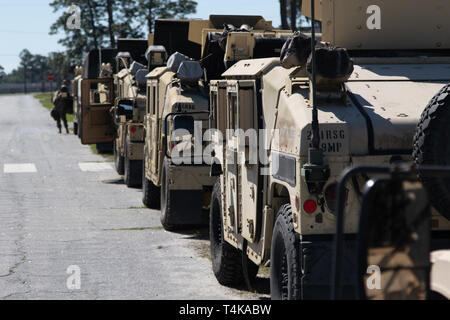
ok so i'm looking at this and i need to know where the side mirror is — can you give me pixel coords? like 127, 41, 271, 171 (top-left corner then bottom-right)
116, 99, 134, 121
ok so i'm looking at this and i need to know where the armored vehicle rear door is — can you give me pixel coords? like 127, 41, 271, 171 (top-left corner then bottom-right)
80, 78, 115, 145
225, 80, 260, 243
147, 80, 160, 178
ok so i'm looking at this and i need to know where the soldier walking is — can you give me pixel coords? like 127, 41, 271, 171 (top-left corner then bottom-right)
51, 80, 72, 134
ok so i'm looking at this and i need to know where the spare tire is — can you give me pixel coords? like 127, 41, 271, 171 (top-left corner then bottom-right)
413, 83, 450, 220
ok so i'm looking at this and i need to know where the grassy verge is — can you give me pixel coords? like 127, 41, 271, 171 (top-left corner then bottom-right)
90, 144, 114, 162
34, 92, 114, 161
34, 92, 73, 122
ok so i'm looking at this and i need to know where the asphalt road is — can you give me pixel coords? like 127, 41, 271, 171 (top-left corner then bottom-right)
0, 94, 269, 300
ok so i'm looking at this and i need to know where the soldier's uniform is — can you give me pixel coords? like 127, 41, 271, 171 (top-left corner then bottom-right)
51, 82, 72, 134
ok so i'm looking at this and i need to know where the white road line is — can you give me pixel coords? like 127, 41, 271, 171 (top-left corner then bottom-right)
4, 163, 37, 173
78, 162, 113, 172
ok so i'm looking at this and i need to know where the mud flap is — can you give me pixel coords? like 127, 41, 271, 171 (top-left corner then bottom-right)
301, 235, 357, 300
165, 189, 208, 226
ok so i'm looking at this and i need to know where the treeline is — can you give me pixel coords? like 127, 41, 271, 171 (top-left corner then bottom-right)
49, 0, 197, 66
0, 50, 70, 84
1, 0, 196, 85
1, 1, 310, 86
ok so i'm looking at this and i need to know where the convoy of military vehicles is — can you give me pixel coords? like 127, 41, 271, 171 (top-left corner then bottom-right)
63, 0, 450, 300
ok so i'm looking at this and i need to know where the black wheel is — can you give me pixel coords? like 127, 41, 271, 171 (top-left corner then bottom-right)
77, 111, 82, 138
114, 139, 124, 175
270, 204, 301, 300
73, 122, 78, 135
142, 158, 160, 209
160, 157, 178, 231
96, 142, 113, 154
124, 138, 142, 188
413, 83, 450, 220
210, 180, 258, 286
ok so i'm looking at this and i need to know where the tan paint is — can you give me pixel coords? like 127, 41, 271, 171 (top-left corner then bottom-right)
213, 55, 450, 266
113, 68, 147, 161
80, 78, 115, 145
188, 19, 212, 45
303, 0, 450, 50
144, 66, 213, 191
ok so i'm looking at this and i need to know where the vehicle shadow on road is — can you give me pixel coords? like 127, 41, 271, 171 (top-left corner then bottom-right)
225, 275, 271, 298
101, 178, 125, 185
178, 227, 209, 240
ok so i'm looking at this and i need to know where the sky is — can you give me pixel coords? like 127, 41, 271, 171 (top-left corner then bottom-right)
0, 0, 281, 73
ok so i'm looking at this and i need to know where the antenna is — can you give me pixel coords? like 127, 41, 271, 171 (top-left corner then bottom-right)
310, 0, 319, 149
301, 0, 330, 196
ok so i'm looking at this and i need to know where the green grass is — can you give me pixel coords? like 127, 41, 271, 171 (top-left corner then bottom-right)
89, 144, 114, 161
34, 92, 73, 122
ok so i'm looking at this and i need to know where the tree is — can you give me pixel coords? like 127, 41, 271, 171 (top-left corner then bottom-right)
0, 65, 6, 82
48, 51, 72, 83
50, 0, 105, 65
86, 0, 100, 49
280, 0, 303, 30
131, 0, 197, 34
106, 0, 116, 47
280, 0, 288, 29
49, 0, 197, 66
0, 49, 72, 85
290, 0, 298, 30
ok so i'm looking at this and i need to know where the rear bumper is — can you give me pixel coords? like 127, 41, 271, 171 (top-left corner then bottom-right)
163, 164, 216, 226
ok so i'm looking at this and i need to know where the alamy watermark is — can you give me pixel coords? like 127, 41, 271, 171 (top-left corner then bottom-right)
167, 122, 279, 175
366, 5, 382, 30
66, 265, 81, 290
66, 5, 81, 30
366, 265, 381, 290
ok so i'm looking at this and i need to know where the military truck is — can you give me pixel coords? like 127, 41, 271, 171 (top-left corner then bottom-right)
142, 53, 214, 230
207, 0, 450, 299
152, 15, 292, 82
112, 39, 166, 187
141, 16, 293, 231
74, 48, 117, 153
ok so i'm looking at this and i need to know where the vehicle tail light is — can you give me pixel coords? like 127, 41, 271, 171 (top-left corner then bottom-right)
303, 199, 317, 214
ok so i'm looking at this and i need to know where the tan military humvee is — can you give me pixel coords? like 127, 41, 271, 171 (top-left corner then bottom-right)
207, 0, 450, 300
111, 38, 166, 187
142, 55, 215, 230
